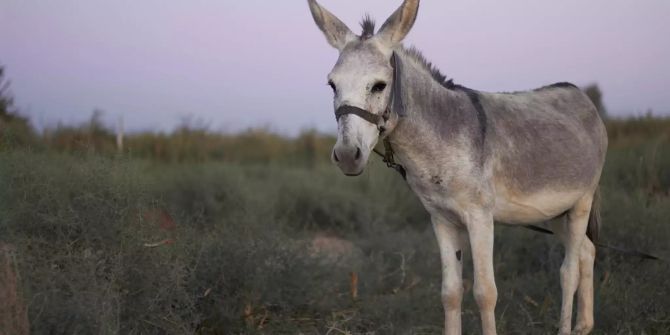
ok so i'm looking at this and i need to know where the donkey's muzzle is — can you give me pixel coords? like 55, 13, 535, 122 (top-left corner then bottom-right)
332, 143, 364, 176
332, 105, 383, 176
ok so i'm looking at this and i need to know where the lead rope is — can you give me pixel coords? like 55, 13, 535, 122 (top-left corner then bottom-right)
372, 138, 406, 180
522, 224, 663, 261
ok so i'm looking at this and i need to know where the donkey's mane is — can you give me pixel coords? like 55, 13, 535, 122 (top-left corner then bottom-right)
400, 45, 579, 94
399, 45, 486, 142
401, 46, 458, 90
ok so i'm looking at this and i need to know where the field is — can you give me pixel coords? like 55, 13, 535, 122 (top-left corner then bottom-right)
1, 118, 670, 334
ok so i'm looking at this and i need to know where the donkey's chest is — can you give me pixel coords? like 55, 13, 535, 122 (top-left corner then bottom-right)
405, 170, 486, 224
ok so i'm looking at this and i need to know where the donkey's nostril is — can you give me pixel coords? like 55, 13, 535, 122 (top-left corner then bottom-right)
355, 147, 362, 160
333, 150, 340, 162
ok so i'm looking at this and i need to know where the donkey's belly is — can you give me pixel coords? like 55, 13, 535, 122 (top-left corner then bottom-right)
493, 187, 587, 224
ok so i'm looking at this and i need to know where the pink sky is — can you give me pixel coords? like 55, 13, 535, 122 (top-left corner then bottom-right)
1, 0, 669, 134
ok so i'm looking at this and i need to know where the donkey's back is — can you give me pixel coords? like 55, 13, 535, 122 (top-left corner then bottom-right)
481, 83, 608, 224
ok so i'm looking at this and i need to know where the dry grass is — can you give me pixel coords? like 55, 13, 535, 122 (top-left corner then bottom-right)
0, 118, 669, 334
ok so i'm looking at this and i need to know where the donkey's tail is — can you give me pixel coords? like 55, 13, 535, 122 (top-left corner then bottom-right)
587, 187, 601, 243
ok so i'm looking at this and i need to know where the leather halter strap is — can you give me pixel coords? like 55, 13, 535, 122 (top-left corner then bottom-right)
334, 105, 386, 126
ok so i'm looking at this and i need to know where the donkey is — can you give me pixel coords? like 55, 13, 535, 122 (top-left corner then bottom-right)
307, 0, 607, 334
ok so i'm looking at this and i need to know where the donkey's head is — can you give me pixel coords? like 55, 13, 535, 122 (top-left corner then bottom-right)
308, 0, 419, 176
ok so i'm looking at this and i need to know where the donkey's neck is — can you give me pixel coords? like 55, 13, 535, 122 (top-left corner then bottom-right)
387, 49, 486, 178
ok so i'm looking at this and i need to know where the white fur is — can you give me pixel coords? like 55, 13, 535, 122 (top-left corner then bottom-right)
493, 187, 588, 224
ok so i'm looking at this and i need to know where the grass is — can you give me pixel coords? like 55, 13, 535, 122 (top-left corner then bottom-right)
1, 122, 670, 334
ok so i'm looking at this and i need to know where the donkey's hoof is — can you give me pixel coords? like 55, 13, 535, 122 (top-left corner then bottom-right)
572, 323, 594, 335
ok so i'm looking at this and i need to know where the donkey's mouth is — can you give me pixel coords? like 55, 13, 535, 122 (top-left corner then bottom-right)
344, 170, 364, 177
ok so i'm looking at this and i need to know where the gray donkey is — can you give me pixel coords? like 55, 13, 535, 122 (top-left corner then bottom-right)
307, 0, 607, 334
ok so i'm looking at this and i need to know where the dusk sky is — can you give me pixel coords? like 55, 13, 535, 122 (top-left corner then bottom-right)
1, 0, 669, 134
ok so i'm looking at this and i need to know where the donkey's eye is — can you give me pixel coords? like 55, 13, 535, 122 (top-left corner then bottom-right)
328, 81, 337, 93
371, 81, 387, 93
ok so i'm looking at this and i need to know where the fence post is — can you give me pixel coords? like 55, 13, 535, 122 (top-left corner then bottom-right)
350, 271, 358, 301
116, 115, 124, 154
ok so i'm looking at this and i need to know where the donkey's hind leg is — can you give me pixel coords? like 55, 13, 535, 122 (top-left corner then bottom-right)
574, 238, 595, 335
549, 218, 595, 335
550, 193, 593, 335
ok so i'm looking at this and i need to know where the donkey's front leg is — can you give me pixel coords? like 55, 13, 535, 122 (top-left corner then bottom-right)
432, 215, 467, 335
466, 210, 498, 335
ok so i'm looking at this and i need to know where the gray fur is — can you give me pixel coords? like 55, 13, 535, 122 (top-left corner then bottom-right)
483, 87, 606, 193
377, 0, 420, 44
391, 52, 406, 117
389, 33, 606, 335
308, 3, 607, 332
307, 0, 354, 50
387, 47, 607, 223
401, 46, 453, 88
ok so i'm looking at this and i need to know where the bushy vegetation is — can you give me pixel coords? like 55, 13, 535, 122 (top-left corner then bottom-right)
1, 68, 670, 333
43, 118, 336, 166
0, 67, 37, 149
1, 125, 670, 334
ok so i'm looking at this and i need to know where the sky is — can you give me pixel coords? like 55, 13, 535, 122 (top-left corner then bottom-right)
1, 0, 669, 134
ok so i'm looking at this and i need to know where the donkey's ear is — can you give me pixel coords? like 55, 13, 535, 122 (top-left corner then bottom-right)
307, 0, 356, 50
377, 0, 419, 45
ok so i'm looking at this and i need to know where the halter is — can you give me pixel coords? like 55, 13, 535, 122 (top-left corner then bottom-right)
333, 52, 406, 179
334, 105, 389, 129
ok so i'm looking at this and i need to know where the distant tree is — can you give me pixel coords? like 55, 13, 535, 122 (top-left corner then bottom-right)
0, 66, 16, 118
583, 83, 607, 119
0, 65, 36, 148
46, 109, 116, 154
